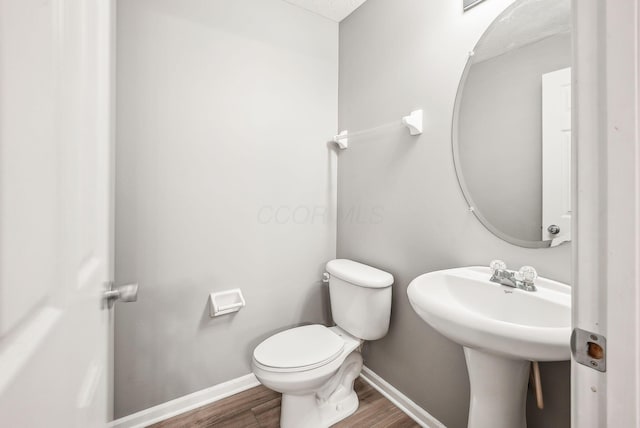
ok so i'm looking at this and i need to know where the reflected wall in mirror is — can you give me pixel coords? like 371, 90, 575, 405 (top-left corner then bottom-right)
453, 0, 572, 248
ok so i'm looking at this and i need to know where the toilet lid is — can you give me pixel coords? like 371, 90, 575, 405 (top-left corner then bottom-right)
253, 325, 344, 370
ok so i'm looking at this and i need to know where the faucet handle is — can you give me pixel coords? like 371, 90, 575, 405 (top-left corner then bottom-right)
490, 260, 507, 274
519, 266, 537, 283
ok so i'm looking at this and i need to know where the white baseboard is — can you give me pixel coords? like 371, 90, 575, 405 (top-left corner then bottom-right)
360, 366, 446, 428
109, 367, 444, 428
108, 373, 260, 428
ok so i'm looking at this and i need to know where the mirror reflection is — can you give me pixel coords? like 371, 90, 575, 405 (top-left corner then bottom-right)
453, 0, 572, 248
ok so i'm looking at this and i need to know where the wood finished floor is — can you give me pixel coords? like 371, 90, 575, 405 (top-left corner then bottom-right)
149, 378, 420, 428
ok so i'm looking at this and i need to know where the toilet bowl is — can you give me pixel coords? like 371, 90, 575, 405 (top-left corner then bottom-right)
252, 325, 363, 428
251, 259, 394, 428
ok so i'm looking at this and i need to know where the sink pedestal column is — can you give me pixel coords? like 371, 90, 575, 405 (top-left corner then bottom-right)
464, 347, 530, 428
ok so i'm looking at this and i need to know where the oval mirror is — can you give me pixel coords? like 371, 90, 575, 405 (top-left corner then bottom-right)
453, 0, 572, 248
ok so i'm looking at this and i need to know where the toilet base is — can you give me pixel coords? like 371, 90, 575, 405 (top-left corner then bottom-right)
322, 390, 359, 426
279, 351, 363, 428
280, 390, 358, 428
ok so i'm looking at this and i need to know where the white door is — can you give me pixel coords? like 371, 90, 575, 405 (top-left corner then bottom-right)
0, 0, 115, 426
573, 0, 640, 427
542, 67, 572, 245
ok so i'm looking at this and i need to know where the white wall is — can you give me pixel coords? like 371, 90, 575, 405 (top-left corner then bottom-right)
115, 0, 338, 417
338, 1, 570, 427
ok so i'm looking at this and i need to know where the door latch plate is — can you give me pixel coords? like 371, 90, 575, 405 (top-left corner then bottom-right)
571, 328, 606, 372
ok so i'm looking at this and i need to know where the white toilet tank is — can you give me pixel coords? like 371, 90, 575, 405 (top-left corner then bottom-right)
326, 259, 393, 341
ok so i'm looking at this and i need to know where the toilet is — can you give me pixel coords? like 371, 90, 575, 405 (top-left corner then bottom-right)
251, 259, 393, 428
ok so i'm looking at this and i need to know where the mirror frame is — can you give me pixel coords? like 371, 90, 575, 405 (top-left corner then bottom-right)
463, 0, 487, 11
451, 1, 563, 249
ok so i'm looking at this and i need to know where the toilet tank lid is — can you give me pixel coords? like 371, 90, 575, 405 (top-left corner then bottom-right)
326, 259, 394, 288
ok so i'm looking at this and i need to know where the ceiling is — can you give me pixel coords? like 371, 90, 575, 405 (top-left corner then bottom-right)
472, 0, 571, 63
282, 0, 369, 22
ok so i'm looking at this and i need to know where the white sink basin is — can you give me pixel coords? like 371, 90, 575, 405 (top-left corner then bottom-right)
407, 266, 571, 361
407, 266, 571, 428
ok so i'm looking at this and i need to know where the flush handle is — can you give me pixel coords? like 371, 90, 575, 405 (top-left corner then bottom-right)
103, 281, 138, 308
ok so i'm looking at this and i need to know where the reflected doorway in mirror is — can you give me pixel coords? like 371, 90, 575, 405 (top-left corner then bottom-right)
542, 67, 572, 247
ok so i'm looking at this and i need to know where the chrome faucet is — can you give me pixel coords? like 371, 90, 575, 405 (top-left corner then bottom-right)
489, 260, 537, 292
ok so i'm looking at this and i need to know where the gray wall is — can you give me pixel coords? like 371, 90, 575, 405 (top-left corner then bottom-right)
338, 1, 570, 427
459, 33, 571, 242
115, 0, 337, 417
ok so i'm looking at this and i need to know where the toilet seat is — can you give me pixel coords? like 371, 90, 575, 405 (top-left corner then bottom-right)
253, 325, 345, 373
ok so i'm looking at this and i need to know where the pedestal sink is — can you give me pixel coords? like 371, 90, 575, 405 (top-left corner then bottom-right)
407, 266, 571, 428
